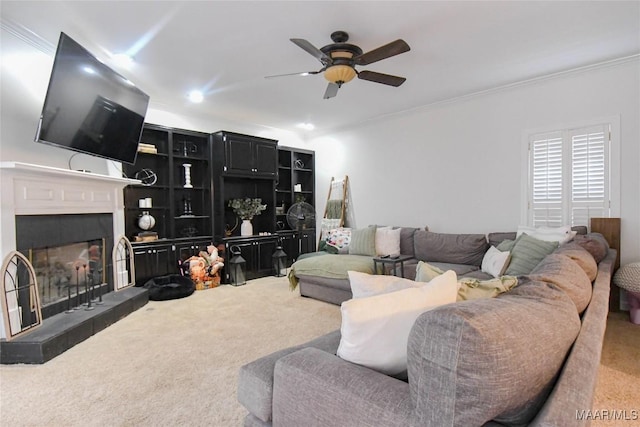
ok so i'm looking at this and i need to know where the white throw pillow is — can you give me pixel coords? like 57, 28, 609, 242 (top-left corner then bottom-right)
348, 270, 422, 299
516, 225, 576, 244
337, 270, 458, 375
481, 246, 511, 277
375, 226, 401, 256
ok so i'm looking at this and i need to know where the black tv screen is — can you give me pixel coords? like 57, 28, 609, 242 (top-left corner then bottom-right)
35, 32, 149, 165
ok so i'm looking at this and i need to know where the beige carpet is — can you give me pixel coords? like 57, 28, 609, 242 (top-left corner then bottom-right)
0, 277, 341, 426
592, 311, 640, 427
1, 277, 638, 426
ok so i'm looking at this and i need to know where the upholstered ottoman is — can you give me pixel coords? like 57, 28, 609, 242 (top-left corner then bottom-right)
613, 262, 640, 324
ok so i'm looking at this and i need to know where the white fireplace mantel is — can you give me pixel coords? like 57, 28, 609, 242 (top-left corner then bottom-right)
0, 161, 139, 269
0, 162, 139, 339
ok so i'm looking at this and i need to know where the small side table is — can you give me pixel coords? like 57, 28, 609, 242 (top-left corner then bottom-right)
372, 255, 413, 278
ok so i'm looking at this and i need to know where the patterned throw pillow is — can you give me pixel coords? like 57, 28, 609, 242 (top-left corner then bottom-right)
325, 228, 351, 251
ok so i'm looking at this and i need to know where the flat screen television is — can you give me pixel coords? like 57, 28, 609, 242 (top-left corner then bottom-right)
35, 32, 150, 165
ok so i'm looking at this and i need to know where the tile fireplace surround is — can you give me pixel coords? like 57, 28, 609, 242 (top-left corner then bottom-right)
0, 162, 147, 363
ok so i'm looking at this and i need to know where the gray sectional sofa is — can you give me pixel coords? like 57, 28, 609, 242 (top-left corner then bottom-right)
291, 228, 524, 304
239, 228, 615, 426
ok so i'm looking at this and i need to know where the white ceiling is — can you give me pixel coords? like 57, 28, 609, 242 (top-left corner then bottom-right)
2, 1, 639, 138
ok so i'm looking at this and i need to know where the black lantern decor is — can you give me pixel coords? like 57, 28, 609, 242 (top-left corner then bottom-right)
272, 244, 287, 277
228, 245, 246, 286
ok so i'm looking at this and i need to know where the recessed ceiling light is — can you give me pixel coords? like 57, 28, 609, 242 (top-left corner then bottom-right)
297, 122, 315, 131
188, 90, 204, 103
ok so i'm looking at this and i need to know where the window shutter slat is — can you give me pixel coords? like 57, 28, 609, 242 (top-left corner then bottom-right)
528, 124, 610, 227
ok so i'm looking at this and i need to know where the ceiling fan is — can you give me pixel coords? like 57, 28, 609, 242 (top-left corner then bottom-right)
266, 31, 410, 99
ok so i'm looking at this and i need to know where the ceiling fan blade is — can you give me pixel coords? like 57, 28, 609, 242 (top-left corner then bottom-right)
358, 70, 407, 87
323, 82, 340, 99
290, 38, 332, 65
265, 70, 322, 79
354, 39, 410, 66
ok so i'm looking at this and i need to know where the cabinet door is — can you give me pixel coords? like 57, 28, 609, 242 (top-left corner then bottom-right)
297, 231, 317, 256
254, 141, 277, 177
224, 136, 254, 176
174, 239, 212, 262
255, 238, 278, 276
133, 243, 172, 284
278, 232, 298, 266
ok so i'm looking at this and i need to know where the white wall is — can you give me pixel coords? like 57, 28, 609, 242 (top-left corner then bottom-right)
309, 60, 640, 266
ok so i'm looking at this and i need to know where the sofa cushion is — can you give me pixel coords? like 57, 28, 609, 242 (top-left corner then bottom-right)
325, 227, 352, 252
413, 230, 489, 266
399, 227, 419, 256
504, 234, 558, 276
554, 242, 598, 281
488, 231, 517, 247
429, 262, 479, 277
238, 330, 341, 423
407, 278, 581, 426
517, 225, 577, 244
348, 270, 422, 299
337, 270, 457, 375
528, 253, 593, 313
481, 246, 511, 277
414, 261, 445, 282
349, 226, 377, 256
496, 238, 516, 251
375, 227, 402, 257
572, 232, 609, 263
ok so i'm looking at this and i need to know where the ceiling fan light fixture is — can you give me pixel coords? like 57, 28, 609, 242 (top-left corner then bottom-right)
324, 64, 356, 85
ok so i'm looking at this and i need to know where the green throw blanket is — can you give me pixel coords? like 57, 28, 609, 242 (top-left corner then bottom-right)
288, 254, 375, 290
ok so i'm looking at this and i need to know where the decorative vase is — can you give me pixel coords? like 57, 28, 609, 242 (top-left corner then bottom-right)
240, 219, 253, 236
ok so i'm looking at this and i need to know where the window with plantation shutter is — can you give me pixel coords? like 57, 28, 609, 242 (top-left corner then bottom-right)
527, 123, 611, 228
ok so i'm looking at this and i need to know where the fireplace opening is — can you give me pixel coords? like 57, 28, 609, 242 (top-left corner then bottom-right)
16, 214, 114, 319
28, 238, 106, 316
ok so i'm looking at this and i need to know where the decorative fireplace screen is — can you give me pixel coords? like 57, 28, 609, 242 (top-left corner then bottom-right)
1, 251, 42, 340
28, 239, 106, 312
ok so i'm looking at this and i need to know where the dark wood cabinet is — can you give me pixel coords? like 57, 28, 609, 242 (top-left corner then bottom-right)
276, 146, 315, 232
212, 131, 278, 178
124, 124, 213, 241
123, 124, 213, 283
132, 241, 172, 284
224, 235, 278, 280
123, 128, 316, 284
211, 131, 278, 241
276, 146, 317, 254
131, 237, 213, 284
276, 229, 317, 265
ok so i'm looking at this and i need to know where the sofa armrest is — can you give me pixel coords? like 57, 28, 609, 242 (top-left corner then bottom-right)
530, 249, 616, 426
272, 347, 412, 427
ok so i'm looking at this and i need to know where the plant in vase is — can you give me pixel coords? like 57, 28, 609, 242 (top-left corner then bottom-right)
228, 198, 267, 236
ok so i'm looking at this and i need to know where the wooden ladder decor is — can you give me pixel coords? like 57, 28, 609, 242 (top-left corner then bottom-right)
318, 176, 349, 246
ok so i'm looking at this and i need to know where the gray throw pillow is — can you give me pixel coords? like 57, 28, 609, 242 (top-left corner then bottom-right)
348, 226, 377, 256
504, 234, 558, 276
